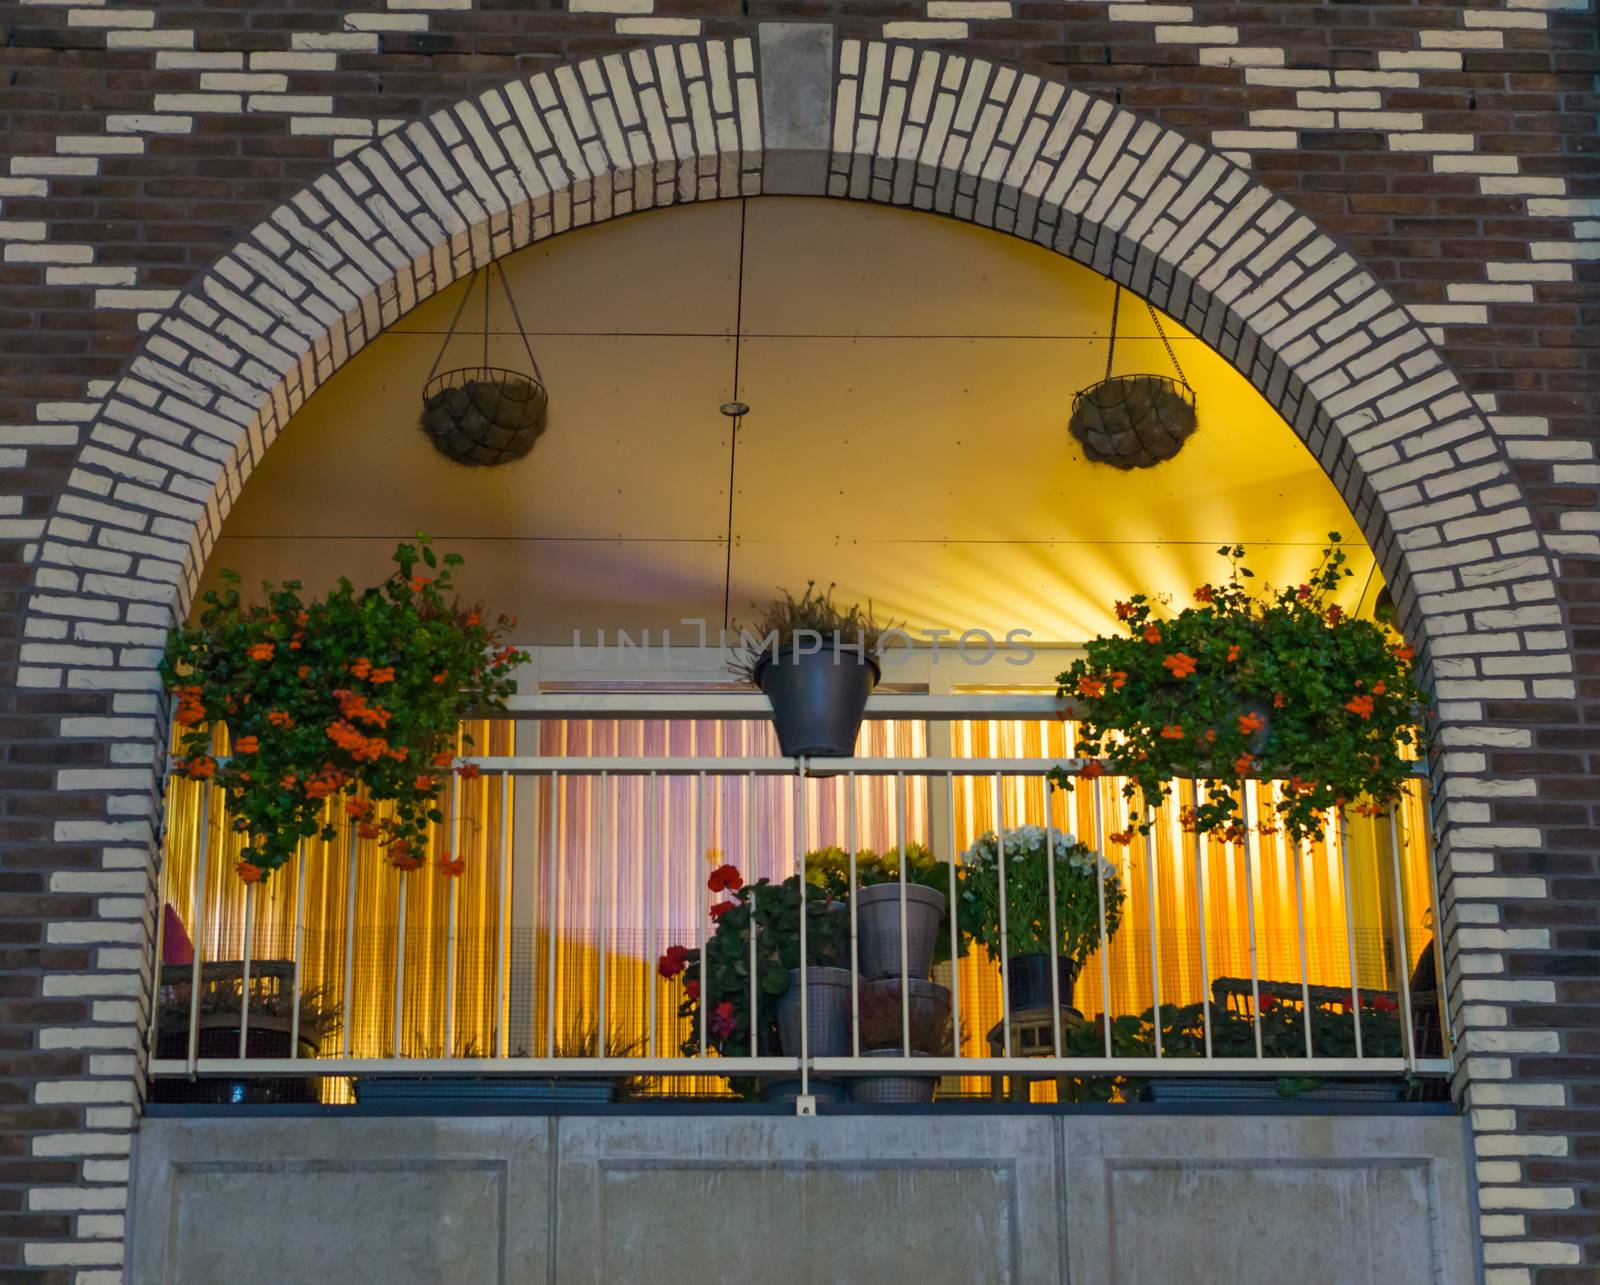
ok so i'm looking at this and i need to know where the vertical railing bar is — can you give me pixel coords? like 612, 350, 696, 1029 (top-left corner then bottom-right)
1144, 805, 1161, 1060
237, 882, 255, 1060
1192, 785, 1213, 1060
444, 768, 461, 1057
1091, 781, 1112, 1060
185, 781, 211, 1076
1292, 834, 1313, 1059
545, 771, 559, 1059
746, 772, 757, 1059
340, 819, 357, 1060
848, 770, 860, 1059
993, 772, 1011, 1060
1338, 810, 1365, 1060
897, 770, 911, 1059
289, 838, 308, 1060
1045, 784, 1061, 1059
597, 769, 609, 1056
146, 781, 173, 1060
1417, 785, 1454, 1048
392, 870, 407, 1059
796, 764, 809, 1095
647, 771, 659, 1060
495, 770, 513, 1059
945, 771, 961, 1066
1241, 782, 1264, 1060
1386, 805, 1417, 1071
697, 770, 708, 1061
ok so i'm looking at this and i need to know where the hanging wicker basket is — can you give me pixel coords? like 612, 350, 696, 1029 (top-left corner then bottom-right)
421, 365, 548, 467
1068, 281, 1198, 470
417, 261, 549, 467
1069, 373, 1197, 470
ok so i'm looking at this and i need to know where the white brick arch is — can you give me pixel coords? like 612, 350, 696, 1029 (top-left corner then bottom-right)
16, 29, 1579, 1276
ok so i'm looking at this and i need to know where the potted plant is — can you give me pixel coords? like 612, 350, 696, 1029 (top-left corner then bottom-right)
848, 843, 952, 983
659, 859, 852, 1101
851, 977, 954, 1104
161, 534, 528, 881
730, 583, 894, 757
150, 964, 340, 1104
351, 1022, 642, 1108
1049, 535, 1426, 846
959, 825, 1124, 1013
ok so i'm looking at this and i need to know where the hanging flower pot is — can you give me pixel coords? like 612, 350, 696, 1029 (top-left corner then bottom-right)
418, 261, 549, 467
730, 583, 894, 759
1069, 373, 1197, 469
1068, 284, 1198, 470
421, 365, 548, 466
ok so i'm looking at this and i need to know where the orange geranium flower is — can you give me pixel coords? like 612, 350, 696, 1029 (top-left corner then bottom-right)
349, 658, 372, 679
1078, 760, 1105, 779
456, 763, 480, 781
246, 642, 274, 661
409, 576, 430, 592
357, 822, 381, 840
1143, 624, 1163, 645
432, 672, 448, 684
368, 666, 395, 684
1345, 694, 1375, 719
267, 710, 294, 728
414, 775, 438, 792
1233, 753, 1255, 776
437, 853, 466, 878
1226, 644, 1241, 663
1162, 652, 1197, 679
236, 861, 264, 884
1076, 676, 1105, 699
1272, 691, 1286, 709
1371, 680, 1386, 695
1392, 645, 1414, 662
1238, 711, 1265, 736
345, 798, 372, 819
233, 735, 258, 754
1159, 724, 1185, 740
1109, 669, 1128, 690
185, 755, 217, 779
431, 751, 453, 767
1194, 584, 1214, 603
297, 664, 310, 678
1108, 830, 1134, 846
1114, 600, 1136, 621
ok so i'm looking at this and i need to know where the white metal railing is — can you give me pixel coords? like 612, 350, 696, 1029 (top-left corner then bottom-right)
148, 693, 1452, 1105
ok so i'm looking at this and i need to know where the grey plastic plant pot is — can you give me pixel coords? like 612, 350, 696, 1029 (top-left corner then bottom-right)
775, 966, 855, 1060
1005, 953, 1077, 1014
851, 1050, 938, 1104
854, 882, 947, 982
755, 644, 879, 758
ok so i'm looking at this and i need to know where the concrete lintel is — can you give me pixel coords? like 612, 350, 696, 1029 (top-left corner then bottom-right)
757, 22, 835, 195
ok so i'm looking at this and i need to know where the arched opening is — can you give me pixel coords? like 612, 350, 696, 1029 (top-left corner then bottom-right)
150, 196, 1446, 1105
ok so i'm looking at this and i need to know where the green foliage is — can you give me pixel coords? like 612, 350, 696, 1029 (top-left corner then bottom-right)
1050, 536, 1427, 845
161, 536, 527, 877
958, 826, 1124, 966
728, 581, 898, 682
659, 869, 850, 1062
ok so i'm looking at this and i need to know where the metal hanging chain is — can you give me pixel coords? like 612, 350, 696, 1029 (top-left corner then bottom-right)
1103, 282, 1121, 382
494, 260, 545, 386
1146, 300, 1190, 389
424, 267, 480, 385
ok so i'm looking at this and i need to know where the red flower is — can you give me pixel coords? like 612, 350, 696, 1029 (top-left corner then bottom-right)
1109, 669, 1128, 690
233, 735, 259, 754
1159, 724, 1185, 740
707, 863, 743, 894
1076, 676, 1105, 699
1143, 624, 1163, 645
456, 762, 481, 781
709, 900, 736, 921
1226, 644, 1241, 663
710, 1001, 739, 1040
246, 642, 274, 661
236, 861, 264, 885
1232, 754, 1255, 777
1194, 584, 1214, 603
345, 798, 372, 819
357, 822, 381, 840
1238, 711, 1265, 736
1371, 680, 1386, 696
1115, 600, 1136, 621
185, 755, 217, 779
437, 853, 466, 878
683, 979, 700, 1001
658, 945, 691, 979
1345, 694, 1375, 719
1108, 830, 1133, 846
1325, 604, 1344, 624
1162, 652, 1197, 679
1392, 645, 1414, 662
1078, 760, 1105, 780
1369, 994, 1398, 1014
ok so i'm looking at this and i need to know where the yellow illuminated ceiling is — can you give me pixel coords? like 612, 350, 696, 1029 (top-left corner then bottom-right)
209, 197, 1377, 645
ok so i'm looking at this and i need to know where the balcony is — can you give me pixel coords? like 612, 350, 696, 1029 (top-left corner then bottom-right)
148, 691, 1450, 1109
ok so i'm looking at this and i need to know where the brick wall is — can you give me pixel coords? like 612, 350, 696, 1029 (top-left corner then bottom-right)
0, 4, 1595, 1282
